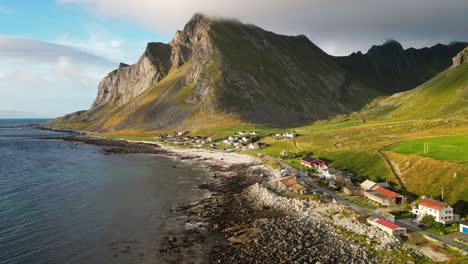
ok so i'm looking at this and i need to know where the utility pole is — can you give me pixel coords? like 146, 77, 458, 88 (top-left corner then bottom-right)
441, 186, 444, 201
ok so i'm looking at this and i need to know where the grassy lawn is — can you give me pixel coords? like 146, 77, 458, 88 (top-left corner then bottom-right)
90, 116, 468, 208
348, 196, 378, 210
388, 134, 468, 164
425, 224, 460, 236
389, 210, 414, 219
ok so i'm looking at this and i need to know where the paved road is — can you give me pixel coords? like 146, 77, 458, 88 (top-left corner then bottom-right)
264, 154, 468, 254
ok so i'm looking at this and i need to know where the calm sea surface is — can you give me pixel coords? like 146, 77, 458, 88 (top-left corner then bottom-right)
0, 119, 208, 263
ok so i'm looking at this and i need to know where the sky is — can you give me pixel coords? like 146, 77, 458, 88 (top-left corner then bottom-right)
1, 0, 467, 118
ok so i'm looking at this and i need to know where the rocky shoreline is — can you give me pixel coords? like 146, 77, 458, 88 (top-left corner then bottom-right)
49, 135, 422, 263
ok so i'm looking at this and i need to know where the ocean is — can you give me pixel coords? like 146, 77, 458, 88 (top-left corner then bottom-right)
0, 119, 208, 263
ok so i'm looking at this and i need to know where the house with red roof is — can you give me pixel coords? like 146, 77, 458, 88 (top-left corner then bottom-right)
367, 218, 406, 236
363, 186, 406, 206
412, 198, 457, 224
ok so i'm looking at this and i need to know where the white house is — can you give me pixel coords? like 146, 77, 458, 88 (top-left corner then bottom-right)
248, 142, 261, 149
412, 198, 455, 224
283, 132, 296, 138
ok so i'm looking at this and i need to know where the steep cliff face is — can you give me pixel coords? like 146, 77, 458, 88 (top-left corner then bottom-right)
53, 14, 467, 132
452, 46, 468, 68
92, 42, 172, 107
336, 40, 467, 93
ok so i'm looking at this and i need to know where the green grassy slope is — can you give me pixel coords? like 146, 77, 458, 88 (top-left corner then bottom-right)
361, 62, 468, 120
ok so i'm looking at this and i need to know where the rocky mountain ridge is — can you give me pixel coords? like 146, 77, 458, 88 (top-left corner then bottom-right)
54, 14, 467, 131
336, 40, 467, 93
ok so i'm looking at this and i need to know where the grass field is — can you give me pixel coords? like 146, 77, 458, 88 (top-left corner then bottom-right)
94, 117, 468, 207
388, 135, 468, 164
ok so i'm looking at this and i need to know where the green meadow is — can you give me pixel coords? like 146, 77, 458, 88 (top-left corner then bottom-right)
388, 135, 468, 164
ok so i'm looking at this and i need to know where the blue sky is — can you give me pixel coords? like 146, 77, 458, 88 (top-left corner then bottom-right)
0, 0, 467, 118
0, 0, 171, 117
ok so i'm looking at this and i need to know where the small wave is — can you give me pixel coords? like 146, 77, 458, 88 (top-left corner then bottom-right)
184, 221, 209, 231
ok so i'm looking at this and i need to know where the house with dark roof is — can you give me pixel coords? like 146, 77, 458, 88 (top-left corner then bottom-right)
343, 186, 362, 196
300, 156, 330, 178
300, 156, 327, 169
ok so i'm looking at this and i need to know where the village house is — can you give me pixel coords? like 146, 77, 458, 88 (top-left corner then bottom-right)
271, 176, 307, 194
248, 142, 261, 150
412, 198, 457, 224
359, 180, 405, 206
235, 142, 245, 149
300, 156, 330, 178
343, 186, 362, 196
301, 156, 328, 170
360, 180, 378, 191
283, 132, 297, 138
367, 218, 406, 236
333, 173, 352, 186
363, 187, 405, 206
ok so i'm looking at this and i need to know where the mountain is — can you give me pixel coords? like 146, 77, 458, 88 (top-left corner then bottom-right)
359, 47, 468, 120
54, 14, 379, 131
336, 40, 467, 93
52, 14, 467, 132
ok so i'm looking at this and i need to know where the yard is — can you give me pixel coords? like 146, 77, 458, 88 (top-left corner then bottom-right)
347, 196, 378, 210
389, 210, 414, 219
388, 134, 468, 164
425, 224, 460, 236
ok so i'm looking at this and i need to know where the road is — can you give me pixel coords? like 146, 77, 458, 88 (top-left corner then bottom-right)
264, 154, 468, 254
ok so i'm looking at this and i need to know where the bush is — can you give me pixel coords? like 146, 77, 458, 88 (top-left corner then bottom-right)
421, 215, 445, 229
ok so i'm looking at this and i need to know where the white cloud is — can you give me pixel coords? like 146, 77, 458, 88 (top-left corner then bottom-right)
0, 36, 115, 117
1, 68, 46, 85
58, 0, 468, 55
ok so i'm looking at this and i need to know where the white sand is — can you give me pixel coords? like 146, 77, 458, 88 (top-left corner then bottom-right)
124, 139, 258, 165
